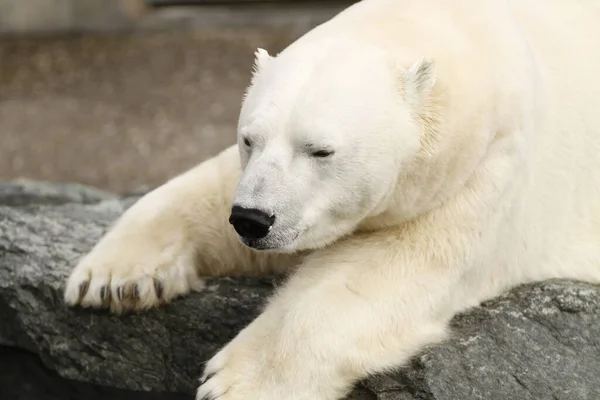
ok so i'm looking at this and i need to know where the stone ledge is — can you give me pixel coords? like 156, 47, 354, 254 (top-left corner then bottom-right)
0, 180, 599, 399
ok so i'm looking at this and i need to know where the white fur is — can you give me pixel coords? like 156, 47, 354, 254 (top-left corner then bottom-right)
64, 0, 600, 399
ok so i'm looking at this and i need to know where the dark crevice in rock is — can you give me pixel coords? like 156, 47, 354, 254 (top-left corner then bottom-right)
346, 384, 379, 400
0, 346, 190, 400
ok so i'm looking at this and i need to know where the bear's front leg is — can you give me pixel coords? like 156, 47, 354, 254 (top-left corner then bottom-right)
64, 145, 297, 313
196, 223, 489, 400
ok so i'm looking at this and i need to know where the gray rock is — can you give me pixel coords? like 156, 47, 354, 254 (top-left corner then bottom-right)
0, 178, 116, 206
0, 179, 599, 400
364, 281, 600, 400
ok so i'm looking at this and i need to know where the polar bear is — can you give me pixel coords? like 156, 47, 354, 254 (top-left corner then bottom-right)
64, 0, 600, 399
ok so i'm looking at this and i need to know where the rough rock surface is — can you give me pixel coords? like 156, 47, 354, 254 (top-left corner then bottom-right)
0, 180, 599, 400
0, 178, 115, 206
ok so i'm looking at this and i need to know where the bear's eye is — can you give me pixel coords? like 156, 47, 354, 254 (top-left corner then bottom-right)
312, 150, 334, 158
243, 137, 252, 147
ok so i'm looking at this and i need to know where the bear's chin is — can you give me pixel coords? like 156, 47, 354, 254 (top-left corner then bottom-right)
240, 238, 276, 251
238, 233, 300, 252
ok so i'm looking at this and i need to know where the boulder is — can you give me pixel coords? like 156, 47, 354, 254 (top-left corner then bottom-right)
0, 180, 599, 400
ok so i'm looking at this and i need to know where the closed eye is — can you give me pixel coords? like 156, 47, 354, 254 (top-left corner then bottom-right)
311, 150, 334, 158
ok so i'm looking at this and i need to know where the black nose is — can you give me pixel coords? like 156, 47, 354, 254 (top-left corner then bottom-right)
229, 206, 275, 240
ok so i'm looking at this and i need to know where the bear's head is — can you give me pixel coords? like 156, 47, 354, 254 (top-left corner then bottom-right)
229, 43, 437, 251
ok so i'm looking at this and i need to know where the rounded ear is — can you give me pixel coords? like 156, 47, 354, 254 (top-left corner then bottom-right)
400, 58, 436, 109
251, 48, 272, 83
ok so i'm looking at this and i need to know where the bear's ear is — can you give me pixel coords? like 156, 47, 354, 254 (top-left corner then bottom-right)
401, 58, 436, 109
251, 48, 272, 83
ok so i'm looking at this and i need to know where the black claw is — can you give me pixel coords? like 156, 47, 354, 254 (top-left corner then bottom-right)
78, 281, 90, 299
154, 279, 164, 299
203, 372, 216, 383
131, 284, 139, 299
99, 285, 109, 301
117, 286, 124, 301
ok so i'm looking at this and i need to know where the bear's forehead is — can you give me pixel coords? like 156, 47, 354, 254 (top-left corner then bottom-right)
239, 43, 399, 140
247, 58, 392, 115
240, 94, 388, 146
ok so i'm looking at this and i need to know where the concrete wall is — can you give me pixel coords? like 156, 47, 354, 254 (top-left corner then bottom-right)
0, 0, 350, 35
0, 0, 150, 34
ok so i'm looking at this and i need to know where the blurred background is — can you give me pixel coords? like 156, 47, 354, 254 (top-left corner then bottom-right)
0, 0, 352, 193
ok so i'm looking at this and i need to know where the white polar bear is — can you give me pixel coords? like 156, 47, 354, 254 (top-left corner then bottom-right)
64, 0, 600, 398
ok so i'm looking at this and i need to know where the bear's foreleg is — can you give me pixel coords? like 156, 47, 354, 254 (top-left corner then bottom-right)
195, 227, 493, 400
